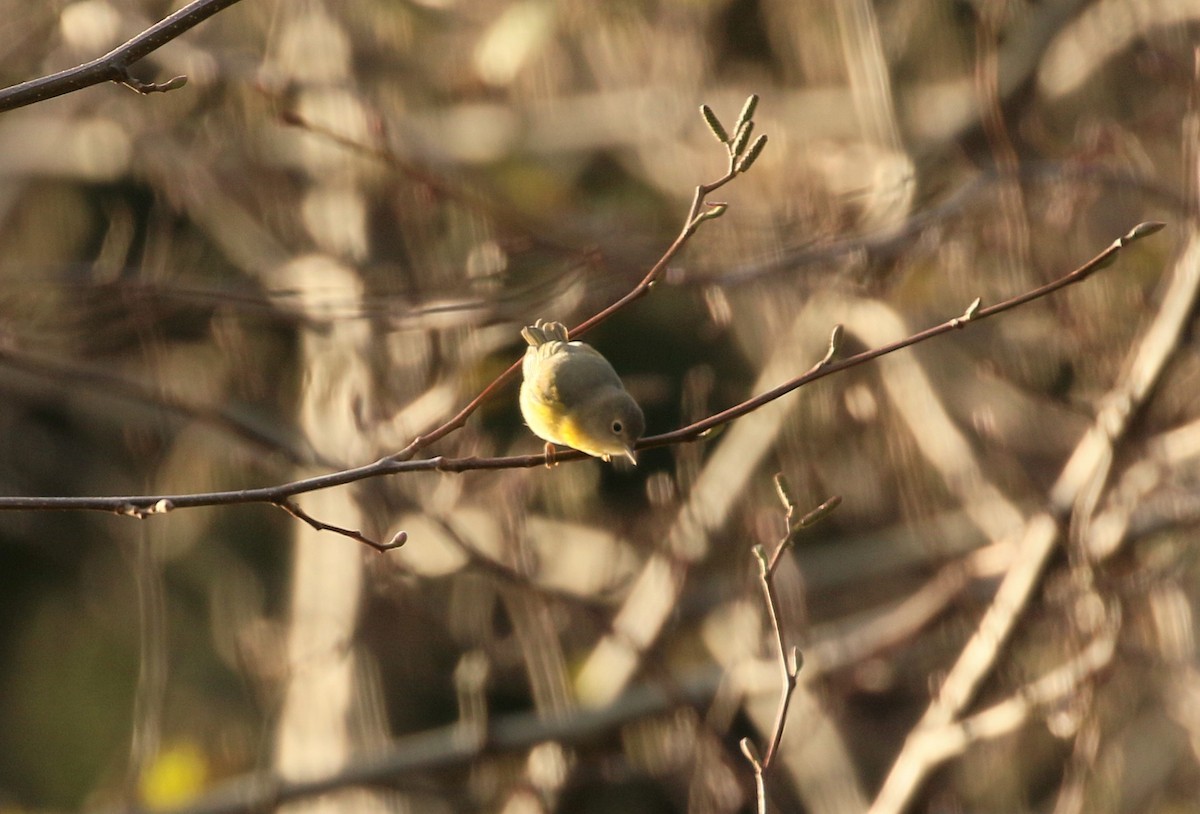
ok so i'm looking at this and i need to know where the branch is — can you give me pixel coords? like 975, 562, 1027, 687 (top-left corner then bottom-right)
93, 670, 722, 814
0, 223, 1164, 548
739, 479, 838, 813
869, 624, 1118, 814
273, 499, 406, 553
649, 220, 1166, 449
0, 0, 243, 113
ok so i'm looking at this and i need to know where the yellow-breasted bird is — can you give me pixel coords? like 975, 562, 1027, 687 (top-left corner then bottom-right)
519, 319, 644, 464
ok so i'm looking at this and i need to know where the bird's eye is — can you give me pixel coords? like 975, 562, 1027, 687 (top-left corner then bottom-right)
612, 420, 623, 434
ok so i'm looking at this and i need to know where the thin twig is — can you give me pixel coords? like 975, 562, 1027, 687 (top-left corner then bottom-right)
648, 221, 1165, 449
273, 499, 405, 552
756, 551, 800, 770
740, 479, 837, 812
0, 0, 242, 113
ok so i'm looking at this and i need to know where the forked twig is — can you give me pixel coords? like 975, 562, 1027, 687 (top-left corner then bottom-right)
740, 477, 840, 812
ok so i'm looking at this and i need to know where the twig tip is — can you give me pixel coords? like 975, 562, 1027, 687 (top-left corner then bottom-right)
739, 737, 762, 768
1127, 221, 1166, 241
700, 103, 729, 144
788, 646, 804, 676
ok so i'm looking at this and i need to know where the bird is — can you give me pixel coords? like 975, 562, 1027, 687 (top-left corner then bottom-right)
519, 319, 645, 464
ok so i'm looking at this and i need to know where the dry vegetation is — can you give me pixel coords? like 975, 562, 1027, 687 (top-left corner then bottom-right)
0, 1, 1196, 813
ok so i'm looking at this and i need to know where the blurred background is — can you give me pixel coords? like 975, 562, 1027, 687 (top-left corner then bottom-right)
0, 0, 1195, 812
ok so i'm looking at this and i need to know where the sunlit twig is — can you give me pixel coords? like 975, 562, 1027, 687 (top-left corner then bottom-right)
739, 479, 838, 812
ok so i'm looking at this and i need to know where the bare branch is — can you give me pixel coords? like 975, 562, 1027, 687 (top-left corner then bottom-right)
741, 487, 836, 812
647, 221, 1165, 450
0, 0, 243, 113
91, 671, 721, 814
273, 500, 404, 552
869, 217, 1185, 814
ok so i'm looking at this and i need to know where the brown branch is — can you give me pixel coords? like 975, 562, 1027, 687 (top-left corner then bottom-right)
740, 479, 838, 812
273, 499, 405, 552
0, 222, 1164, 548
647, 220, 1165, 449
0, 0, 243, 113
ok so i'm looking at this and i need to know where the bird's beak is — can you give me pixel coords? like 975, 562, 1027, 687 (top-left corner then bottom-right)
622, 447, 638, 465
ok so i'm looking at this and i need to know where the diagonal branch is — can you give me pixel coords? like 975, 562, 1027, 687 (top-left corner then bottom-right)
648, 221, 1165, 449
0, 0, 243, 113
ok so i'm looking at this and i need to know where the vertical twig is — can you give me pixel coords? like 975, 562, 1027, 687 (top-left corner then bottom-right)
741, 476, 840, 811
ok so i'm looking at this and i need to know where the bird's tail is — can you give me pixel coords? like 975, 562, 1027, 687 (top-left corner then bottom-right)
521, 319, 570, 347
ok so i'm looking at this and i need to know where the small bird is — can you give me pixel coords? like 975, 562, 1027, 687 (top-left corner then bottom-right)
519, 319, 645, 464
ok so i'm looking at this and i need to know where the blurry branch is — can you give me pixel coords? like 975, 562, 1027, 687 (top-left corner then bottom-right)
1061, 231, 1200, 547
96, 670, 721, 814
740, 480, 839, 814
1085, 418, 1200, 563
1038, 0, 1200, 100
0, 0, 242, 113
872, 623, 1117, 814
0, 342, 330, 468
693, 162, 1187, 288
0, 221, 1165, 550
96, 540, 1007, 814
0, 95, 770, 547
1080, 50, 1200, 564
802, 542, 1009, 674
868, 214, 1194, 814
278, 108, 590, 260
909, 0, 1087, 143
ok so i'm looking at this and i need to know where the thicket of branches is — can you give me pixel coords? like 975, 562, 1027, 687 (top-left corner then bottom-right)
0, 2, 1195, 813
